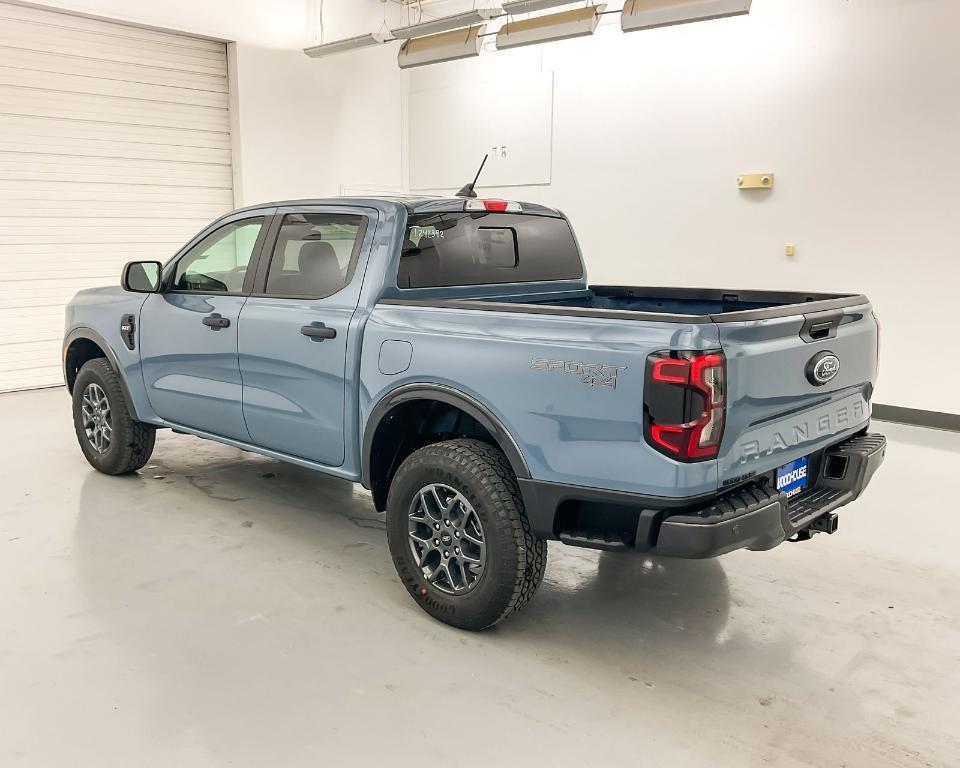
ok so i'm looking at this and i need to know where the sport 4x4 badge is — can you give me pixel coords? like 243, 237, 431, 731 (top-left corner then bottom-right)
530, 357, 626, 389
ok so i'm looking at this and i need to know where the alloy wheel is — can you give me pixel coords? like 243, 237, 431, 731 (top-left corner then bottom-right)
81, 382, 112, 454
408, 483, 486, 595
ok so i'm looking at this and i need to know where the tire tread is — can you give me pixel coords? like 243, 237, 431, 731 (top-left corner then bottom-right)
73, 358, 155, 475
387, 438, 546, 629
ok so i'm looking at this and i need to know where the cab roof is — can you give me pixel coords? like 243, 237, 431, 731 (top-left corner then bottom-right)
232, 196, 563, 218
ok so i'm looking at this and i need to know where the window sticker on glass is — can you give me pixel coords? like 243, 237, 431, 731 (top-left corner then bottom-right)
409, 225, 444, 244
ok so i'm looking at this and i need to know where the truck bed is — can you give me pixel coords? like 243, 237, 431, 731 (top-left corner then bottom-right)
383, 286, 867, 323
534, 286, 864, 320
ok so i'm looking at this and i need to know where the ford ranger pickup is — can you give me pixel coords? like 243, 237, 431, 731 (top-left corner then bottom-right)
63, 196, 886, 629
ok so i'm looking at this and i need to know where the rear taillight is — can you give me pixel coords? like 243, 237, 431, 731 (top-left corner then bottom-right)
643, 350, 726, 462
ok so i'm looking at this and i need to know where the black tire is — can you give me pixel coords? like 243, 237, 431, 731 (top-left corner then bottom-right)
386, 438, 547, 630
72, 358, 156, 475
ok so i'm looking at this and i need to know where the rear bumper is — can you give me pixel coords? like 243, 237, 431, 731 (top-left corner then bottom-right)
518, 432, 887, 558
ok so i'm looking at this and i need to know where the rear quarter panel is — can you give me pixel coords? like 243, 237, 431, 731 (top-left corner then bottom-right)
360, 303, 720, 497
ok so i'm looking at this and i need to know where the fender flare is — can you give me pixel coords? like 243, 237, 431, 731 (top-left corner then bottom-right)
361, 382, 531, 489
63, 327, 140, 420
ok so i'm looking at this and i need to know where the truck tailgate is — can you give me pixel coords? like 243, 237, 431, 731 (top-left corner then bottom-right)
716, 302, 878, 487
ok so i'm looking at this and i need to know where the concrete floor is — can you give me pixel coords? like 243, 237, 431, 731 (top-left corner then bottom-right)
2, 388, 958, 767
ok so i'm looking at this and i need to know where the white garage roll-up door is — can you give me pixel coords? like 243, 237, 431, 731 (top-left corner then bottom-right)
0, 2, 234, 391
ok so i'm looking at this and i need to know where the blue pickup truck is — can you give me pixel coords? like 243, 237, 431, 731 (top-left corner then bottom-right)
63, 196, 886, 629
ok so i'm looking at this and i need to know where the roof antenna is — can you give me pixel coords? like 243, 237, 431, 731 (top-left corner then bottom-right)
456, 154, 488, 198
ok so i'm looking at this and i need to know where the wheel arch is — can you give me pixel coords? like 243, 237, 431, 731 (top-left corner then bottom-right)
362, 383, 530, 512
63, 328, 139, 419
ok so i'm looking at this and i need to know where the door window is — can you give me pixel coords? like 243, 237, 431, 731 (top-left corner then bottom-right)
172, 217, 265, 293
264, 213, 365, 298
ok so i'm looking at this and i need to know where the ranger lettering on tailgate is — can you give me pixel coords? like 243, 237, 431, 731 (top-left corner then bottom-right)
740, 399, 867, 461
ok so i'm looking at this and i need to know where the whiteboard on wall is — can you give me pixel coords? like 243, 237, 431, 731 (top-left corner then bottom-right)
408, 73, 553, 191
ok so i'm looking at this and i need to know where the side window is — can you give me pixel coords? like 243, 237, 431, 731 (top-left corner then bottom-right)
264, 212, 364, 298
172, 217, 265, 293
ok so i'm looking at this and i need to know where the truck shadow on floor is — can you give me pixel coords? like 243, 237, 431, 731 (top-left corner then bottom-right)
72, 434, 742, 661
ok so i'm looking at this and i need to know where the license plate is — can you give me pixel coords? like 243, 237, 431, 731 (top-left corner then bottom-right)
776, 456, 809, 498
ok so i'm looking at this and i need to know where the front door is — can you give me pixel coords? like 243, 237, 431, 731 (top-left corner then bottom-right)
238, 207, 373, 465
139, 215, 268, 441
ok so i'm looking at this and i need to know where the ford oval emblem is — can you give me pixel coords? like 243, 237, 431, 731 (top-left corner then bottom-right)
806, 351, 840, 386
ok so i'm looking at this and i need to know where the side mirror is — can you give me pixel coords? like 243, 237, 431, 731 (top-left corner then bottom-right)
122, 261, 162, 293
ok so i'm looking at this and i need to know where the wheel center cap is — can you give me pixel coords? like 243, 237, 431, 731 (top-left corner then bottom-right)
440, 533, 452, 546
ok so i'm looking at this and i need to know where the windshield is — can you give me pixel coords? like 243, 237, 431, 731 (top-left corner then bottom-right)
398, 212, 583, 288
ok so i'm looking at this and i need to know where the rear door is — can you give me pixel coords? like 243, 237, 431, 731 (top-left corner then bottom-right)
716, 303, 879, 487
237, 205, 374, 466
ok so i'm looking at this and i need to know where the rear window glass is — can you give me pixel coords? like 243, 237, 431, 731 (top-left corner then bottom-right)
398, 212, 583, 288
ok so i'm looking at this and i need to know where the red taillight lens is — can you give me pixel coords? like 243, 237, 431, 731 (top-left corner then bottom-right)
651, 358, 689, 384
644, 350, 726, 462
650, 424, 685, 454
464, 199, 522, 213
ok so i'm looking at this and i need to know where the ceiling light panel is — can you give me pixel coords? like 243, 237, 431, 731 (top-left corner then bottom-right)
397, 25, 486, 69
391, 8, 501, 39
303, 32, 393, 58
620, 0, 751, 33
501, 0, 576, 14
496, 4, 605, 50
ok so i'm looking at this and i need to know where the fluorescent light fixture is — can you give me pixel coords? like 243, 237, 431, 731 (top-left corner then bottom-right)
397, 25, 485, 69
391, 8, 501, 40
501, 0, 576, 13
621, 0, 751, 33
496, 4, 604, 50
303, 32, 393, 58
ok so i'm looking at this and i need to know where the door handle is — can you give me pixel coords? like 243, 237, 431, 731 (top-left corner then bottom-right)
202, 314, 230, 329
300, 324, 337, 341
